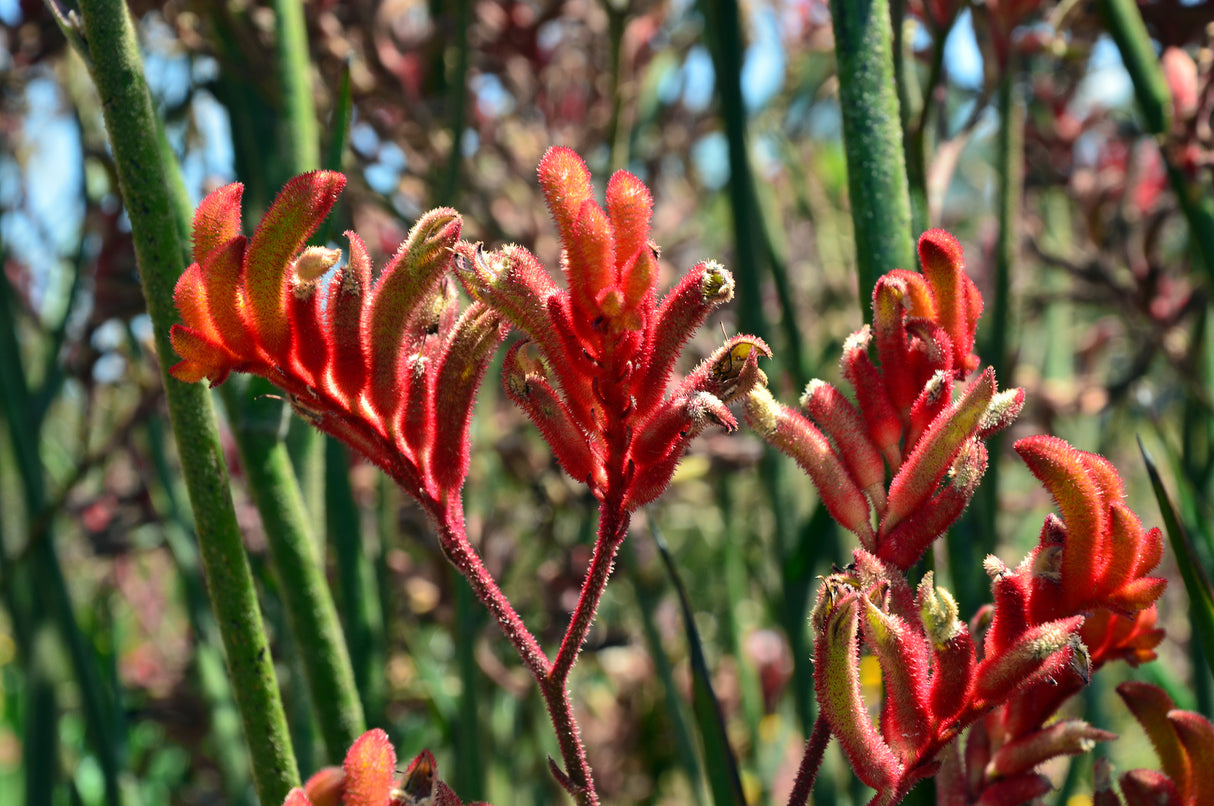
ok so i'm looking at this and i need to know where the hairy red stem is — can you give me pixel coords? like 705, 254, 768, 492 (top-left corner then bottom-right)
432, 498, 551, 681
787, 714, 832, 806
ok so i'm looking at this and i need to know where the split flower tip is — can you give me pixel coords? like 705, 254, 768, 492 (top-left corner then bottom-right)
283, 729, 487, 806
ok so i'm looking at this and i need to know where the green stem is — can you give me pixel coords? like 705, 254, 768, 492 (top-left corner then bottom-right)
327, 438, 384, 724
1099, 0, 1169, 137
829, 0, 915, 317
222, 382, 366, 760
74, 2, 299, 801
701, 0, 769, 347
905, 29, 949, 235
438, 0, 471, 206
273, 0, 320, 174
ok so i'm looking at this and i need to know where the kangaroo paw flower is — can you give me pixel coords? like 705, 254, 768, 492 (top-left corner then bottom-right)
170, 176, 504, 504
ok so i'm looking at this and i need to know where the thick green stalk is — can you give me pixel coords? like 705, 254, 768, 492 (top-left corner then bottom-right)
438, 0, 471, 206
1099, 0, 1169, 137
273, 0, 320, 174
74, 2, 299, 802
222, 383, 366, 760
829, 0, 915, 316
700, 0, 768, 348
327, 438, 384, 724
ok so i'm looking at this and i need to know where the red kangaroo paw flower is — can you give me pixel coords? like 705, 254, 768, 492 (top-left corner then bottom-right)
859, 596, 933, 759
873, 272, 926, 413
970, 616, 1085, 710
879, 438, 986, 570
1015, 435, 1110, 608
1083, 606, 1165, 667
363, 209, 462, 427
301, 766, 345, 806
192, 181, 245, 265
1015, 436, 1167, 620
328, 231, 373, 404
918, 574, 976, 729
1120, 770, 1184, 806
971, 773, 1052, 806
468, 148, 757, 511
246, 172, 346, 361
903, 370, 952, 454
501, 340, 600, 489
288, 730, 490, 806
1170, 711, 1214, 806
986, 719, 1116, 778
172, 177, 502, 502
283, 790, 314, 806
429, 303, 508, 495
1119, 682, 1191, 795
1116, 682, 1214, 806
801, 379, 887, 508
840, 328, 905, 468
636, 262, 737, 413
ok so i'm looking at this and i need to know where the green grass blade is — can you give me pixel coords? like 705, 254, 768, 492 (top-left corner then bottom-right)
651, 518, 746, 806
623, 541, 705, 804
1138, 437, 1214, 674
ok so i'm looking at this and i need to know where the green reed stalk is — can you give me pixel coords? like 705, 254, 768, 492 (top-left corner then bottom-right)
829, 0, 915, 317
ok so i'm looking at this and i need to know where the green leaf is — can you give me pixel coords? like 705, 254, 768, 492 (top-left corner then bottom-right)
1138, 436, 1214, 669
651, 517, 747, 806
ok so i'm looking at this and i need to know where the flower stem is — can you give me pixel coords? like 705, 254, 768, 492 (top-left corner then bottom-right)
787, 714, 832, 806
551, 508, 630, 682
433, 500, 551, 681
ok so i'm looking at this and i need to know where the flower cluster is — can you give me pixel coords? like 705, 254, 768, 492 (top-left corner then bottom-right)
169, 172, 505, 506
748, 231, 1166, 805
284, 729, 485, 806
456, 147, 767, 513
938, 436, 1167, 804
746, 230, 1023, 570
1094, 682, 1214, 806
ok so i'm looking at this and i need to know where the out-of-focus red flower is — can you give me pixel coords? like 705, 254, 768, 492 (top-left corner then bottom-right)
1091, 682, 1214, 806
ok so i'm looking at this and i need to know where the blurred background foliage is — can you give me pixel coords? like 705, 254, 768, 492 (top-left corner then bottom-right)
1, 0, 1213, 803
